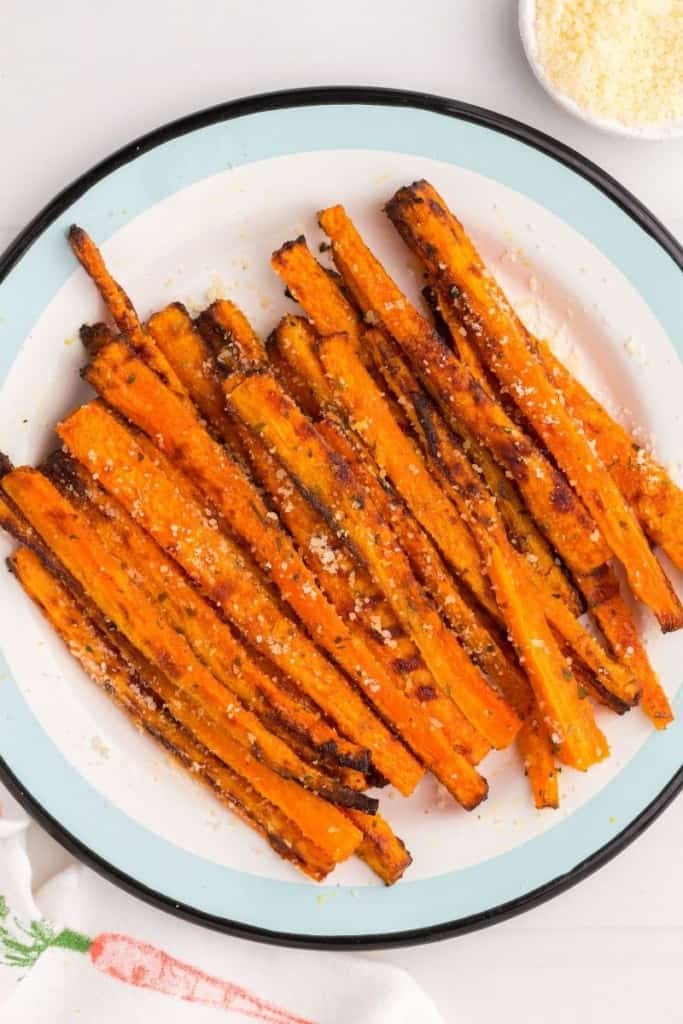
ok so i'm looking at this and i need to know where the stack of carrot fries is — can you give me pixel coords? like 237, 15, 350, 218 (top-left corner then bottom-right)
1, 180, 679, 883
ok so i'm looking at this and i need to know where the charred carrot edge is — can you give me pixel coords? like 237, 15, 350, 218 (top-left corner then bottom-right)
151, 305, 488, 768
585, 580, 673, 728
228, 369, 519, 758
517, 714, 560, 810
57, 400, 422, 798
424, 285, 582, 616
531, 333, 683, 574
346, 810, 412, 885
80, 321, 119, 357
45, 450, 372, 786
10, 546, 335, 881
198, 299, 269, 369
2, 466, 364, 860
68, 226, 187, 401
385, 183, 683, 633
314, 336, 609, 768
83, 338, 423, 796
316, 203, 609, 579
272, 237, 361, 342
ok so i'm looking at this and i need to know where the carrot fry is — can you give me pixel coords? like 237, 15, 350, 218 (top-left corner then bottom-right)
317, 418, 522, 734
317, 203, 609, 579
531, 333, 683, 574
580, 569, 673, 727
227, 369, 519, 757
10, 546, 335, 881
517, 714, 560, 810
197, 299, 268, 369
68, 226, 186, 401
269, 315, 338, 416
83, 339, 424, 792
385, 182, 683, 633
346, 810, 412, 885
314, 336, 608, 768
2, 466, 365, 859
57, 400, 422, 797
147, 303, 491, 768
272, 237, 361, 342
423, 284, 582, 615
45, 450, 371, 783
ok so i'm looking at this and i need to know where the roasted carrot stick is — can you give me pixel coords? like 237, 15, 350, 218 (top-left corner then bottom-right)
385, 182, 683, 633
316, 203, 609, 580
517, 714, 560, 810
269, 315, 338, 416
2, 467, 363, 861
10, 546, 335, 881
82, 339, 428, 795
346, 810, 412, 885
272, 237, 361, 342
423, 284, 582, 615
228, 369, 520, 755
315, 334, 608, 768
45, 450, 371, 783
197, 299, 268, 369
57, 401, 421, 797
531, 333, 683, 575
68, 226, 187, 402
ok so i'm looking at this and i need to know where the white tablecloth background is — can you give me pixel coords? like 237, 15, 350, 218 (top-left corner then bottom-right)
1, 2, 681, 1020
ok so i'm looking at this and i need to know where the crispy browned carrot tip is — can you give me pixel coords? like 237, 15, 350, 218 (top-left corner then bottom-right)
318, 334, 500, 621
2, 466, 366, 858
272, 236, 361, 341
346, 810, 412, 885
57, 399, 422, 797
317, 203, 609, 580
580, 567, 673, 728
228, 369, 518, 762
197, 299, 267, 370
79, 345, 423, 796
423, 286, 582, 617
386, 182, 683, 633
44, 448, 372, 786
266, 331, 324, 419
79, 322, 116, 356
532, 334, 683, 575
68, 225, 187, 399
517, 715, 560, 810
315, 334, 609, 768
10, 546, 335, 881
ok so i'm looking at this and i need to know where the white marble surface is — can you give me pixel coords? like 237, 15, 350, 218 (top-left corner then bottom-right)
0, 1, 681, 1020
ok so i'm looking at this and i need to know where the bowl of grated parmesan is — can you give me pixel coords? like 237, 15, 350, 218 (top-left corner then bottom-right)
520, 0, 683, 139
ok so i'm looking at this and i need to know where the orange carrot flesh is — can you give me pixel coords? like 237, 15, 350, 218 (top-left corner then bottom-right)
533, 334, 683, 574
10, 546, 335, 881
272, 237, 361, 342
517, 714, 560, 810
83, 339, 423, 793
2, 467, 362, 861
319, 333, 497, 618
386, 183, 683, 633
46, 451, 371, 783
317, 203, 609, 579
228, 370, 520, 756
271, 315, 338, 414
68, 226, 187, 401
57, 400, 421, 796
199, 299, 268, 369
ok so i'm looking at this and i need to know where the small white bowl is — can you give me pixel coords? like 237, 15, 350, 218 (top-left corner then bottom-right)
519, 0, 683, 140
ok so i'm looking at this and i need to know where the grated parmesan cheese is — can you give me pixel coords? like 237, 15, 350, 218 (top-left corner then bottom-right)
534, 0, 683, 129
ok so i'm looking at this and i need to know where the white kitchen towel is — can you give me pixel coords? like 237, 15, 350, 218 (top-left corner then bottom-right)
0, 783, 443, 1024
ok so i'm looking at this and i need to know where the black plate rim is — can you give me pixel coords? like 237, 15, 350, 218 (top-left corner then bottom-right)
0, 84, 681, 951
